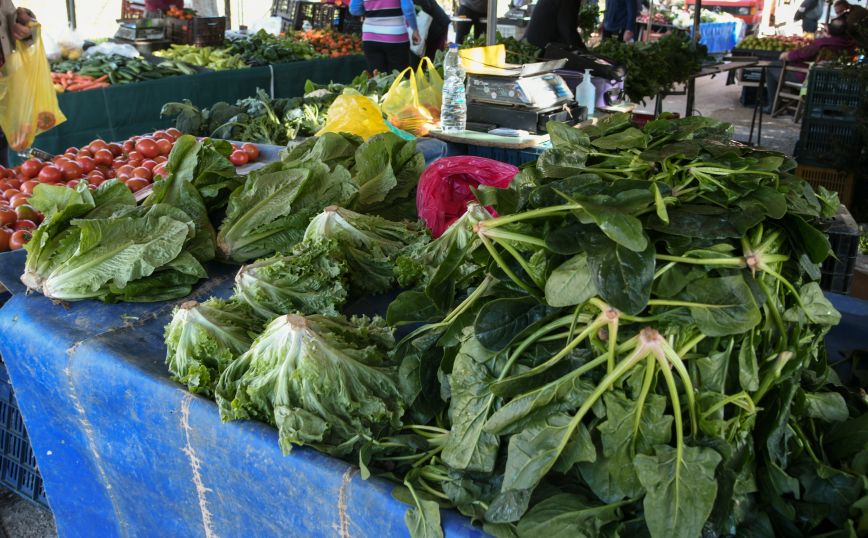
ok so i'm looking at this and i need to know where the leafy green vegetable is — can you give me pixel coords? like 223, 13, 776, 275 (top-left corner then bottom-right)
164, 298, 262, 395
216, 314, 403, 455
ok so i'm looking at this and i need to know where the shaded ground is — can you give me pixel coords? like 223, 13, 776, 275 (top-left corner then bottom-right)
0, 491, 56, 538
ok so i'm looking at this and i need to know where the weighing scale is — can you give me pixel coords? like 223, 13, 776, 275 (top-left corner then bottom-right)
464, 58, 586, 134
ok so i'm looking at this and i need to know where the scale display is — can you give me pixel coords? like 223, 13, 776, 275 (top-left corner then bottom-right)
466, 73, 572, 109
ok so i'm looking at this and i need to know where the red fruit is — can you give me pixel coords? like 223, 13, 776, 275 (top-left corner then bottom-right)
229, 150, 249, 166
141, 159, 157, 171
122, 140, 135, 154
6, 178, 21, 189
166, 128, 182, 138
242, 143, 260, 161
3, 188, 20, 200
15, 204, 38, 223
8, 229, 31, 250
38, 166, 62, 183
156, 138, 172, 156
112, 158, 127, 169
153, 156, 168, 164
20, 180, 39, 195
0, 206, 15, 227
116, 172, 131, 182
135, 139, 159, 159
107, 143, 123, 156
14, 219, 35, 231
9, 194, 30, 208
118, 165, 135, 176
77, 148, 93, 158
132, 167, 152, 180
124, 178, 150, 192
59, 161, 83, 181
88, 139, 108, 153
77, 156, 96, 173
0, 227, 11, 252
94, 149, 114, 166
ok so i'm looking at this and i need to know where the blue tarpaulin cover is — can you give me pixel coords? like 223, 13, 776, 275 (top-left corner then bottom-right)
0, 250, 483, 537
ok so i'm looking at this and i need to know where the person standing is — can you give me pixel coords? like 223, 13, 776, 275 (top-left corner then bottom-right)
412, 0, 450, 63
525, 0, 584, 51
144, 0, 184, 12
350, 0, 421, 73
602, 0, 636, 42
794, 0, 825, 35
0, 0, 35, 167
454, 0, 487, 46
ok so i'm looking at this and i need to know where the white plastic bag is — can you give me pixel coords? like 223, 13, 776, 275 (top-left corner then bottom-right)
410, 10, 433, 57
83, 42, 140, 59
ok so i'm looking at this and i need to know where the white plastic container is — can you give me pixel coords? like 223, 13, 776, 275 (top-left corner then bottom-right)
576, 68, 596, 116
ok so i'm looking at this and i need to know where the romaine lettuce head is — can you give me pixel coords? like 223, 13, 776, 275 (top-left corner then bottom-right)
164, 298, 262, 395
234, 239, 348, 320
303, 206, 426, 294
216, 313, 403, 456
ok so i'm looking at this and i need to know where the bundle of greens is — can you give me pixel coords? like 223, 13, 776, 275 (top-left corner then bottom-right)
233, 239, 348, 320
224, 30, 317, 65
20, 181, 207, 302
216, 132, 424, 263
164, 298, 262, 395
162, 134, 241, 210
378, 116, 866, 537
594, 33, 707, 102
215, 313, 403, 456
303, 206, 426, 294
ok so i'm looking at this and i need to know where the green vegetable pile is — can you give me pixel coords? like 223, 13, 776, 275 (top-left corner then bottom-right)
225, 29, 317, 65
594, 33, 708, 102
162, 115, 867, 537
216, 132, 424, 262
50, 54, 195, 84
154, 44, 248, 71
161, 72, 399, 144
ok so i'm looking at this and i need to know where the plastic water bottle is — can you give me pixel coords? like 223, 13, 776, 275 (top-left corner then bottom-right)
441, 43, 466, 133
302, 20, 313, 32
576, 69, 596, 116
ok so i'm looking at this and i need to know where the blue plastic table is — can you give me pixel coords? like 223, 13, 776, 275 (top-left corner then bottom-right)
0, 250, 483, 537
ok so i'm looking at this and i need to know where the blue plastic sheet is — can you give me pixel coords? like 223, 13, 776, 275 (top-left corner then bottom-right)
0, 252, 484, 537
692, 20, 746, 54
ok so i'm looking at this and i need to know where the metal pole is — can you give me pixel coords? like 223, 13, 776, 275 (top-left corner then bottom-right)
66, 0, 77, 30
225, 0, 232, 27
646, 0, 653, 42
685, 0, 701, 116
485, 0, 497, 45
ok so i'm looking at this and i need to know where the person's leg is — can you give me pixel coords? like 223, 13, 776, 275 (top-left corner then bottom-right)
363, 41, 388, 73
764, 67, 782, 112
471, 7, 486, 39
455, 5, 473, 45
384, 42, 411, 73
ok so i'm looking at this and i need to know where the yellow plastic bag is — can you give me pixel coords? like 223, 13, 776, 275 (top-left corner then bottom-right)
317, 90, 390, 140
381, 66, 434, 137
415, 57, 443, 124
0, 24, 66, 152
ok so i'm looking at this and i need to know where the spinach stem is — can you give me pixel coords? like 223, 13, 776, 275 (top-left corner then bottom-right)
700, 392, 756, 419
662, 342, 699, 436
656, 350, 685, 507
495, 238, 546, 289
480, 228, 547, 248
789, 421, 820, 464
479, 233, 536, 295
655, 254, 745, 267
481, 204, 584, 229
631, 356, 657, 451
653, 261, 677, 281
499, 316, 576, 381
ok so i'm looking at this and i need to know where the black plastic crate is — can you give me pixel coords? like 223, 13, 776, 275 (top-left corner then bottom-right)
465, 144, 546, 166
796, 116, 863, 166
293, 2, 340, 30
820, 205, 861, 294
339, 13, 363, 34
0, 359, 49, 508
166, 16, 226, 47
805, 66, 866, 119
271, 0, 296, 16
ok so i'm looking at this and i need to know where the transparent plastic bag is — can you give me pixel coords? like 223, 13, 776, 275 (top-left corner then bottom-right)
317, 90, 390, 140
415, 57, 443, 123
417, 156, 518, 237
381, 66, 434, 137
0, 25, 67, 152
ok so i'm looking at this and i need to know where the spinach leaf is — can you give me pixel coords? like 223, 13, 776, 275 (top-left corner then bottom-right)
678, 275, 762, 337
634, 444, 722, 538
405, 497, 444, 538
475, 297, 559, 352
586, 240, 655, 315
544, 253, 597, 307
516, 493, 623, 538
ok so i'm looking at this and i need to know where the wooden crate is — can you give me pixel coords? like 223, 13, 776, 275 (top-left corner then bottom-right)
796, 164, 856, 208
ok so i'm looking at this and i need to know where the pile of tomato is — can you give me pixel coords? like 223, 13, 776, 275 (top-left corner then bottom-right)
0, 129, 261, 253
296, 29, 362, 58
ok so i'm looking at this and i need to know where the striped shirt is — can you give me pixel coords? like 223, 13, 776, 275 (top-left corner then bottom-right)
349, 0, 418, 43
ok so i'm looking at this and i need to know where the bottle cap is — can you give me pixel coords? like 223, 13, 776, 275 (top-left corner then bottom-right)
448, 43, 458, 49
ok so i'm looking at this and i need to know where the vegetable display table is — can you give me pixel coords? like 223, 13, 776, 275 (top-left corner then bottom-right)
30, 56, 366, 157
0, 251, 482, 537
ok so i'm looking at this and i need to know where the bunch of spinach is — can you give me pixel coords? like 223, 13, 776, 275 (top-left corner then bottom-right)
379, 116, 867, 538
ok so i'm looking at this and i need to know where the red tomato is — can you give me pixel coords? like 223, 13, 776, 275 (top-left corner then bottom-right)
88, 175, 106, 187
15, 204, 37, 223
9, 229, 31, 250
3, 188, 21, 200
152, 164, 167, 179
156, 138, 172, 156
116, 172, 131, 182
122, 140, 135, 154
77, 148, 93, 158
64, 146, 78, 155
118, 165, 135, 176
20, 180, 39, 195
94, 149, 114, 166
141, 160, 157, 172
153, 155, 168, 164
38, 165, 62, 183
9, 194, 30, 208
77, 156, 96, 174
125, 178, 150, 192
6, 178, 21, 189
135, 139, 159, 159
103, 169, 116, 179
152, 130, 172, 142
0, 207, 15, 227
229, 150, 249, 166
59, 161, 83, 181
0, 227, 11, 252
242, 143, 260, 161
107, 143, 123, 156
166, 128, 182, 138
88, 139, 108, 153
132, 167, 152, 180
112, 158, 127, 169
127, 151, 143, 164
14, 220, 35, 231
0, 180, 9, 192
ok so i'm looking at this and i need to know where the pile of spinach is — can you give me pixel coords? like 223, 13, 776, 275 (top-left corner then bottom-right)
378, 115, 867, 537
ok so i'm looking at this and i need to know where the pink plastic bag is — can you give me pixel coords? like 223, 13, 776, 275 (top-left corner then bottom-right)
416, 156, 519, 238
